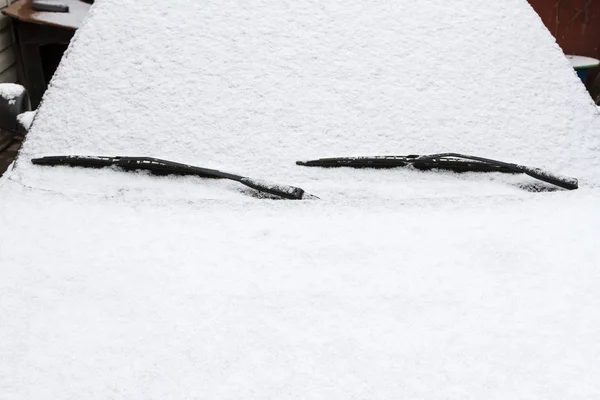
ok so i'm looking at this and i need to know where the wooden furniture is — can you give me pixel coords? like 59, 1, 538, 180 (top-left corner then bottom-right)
2, 0, 91, 107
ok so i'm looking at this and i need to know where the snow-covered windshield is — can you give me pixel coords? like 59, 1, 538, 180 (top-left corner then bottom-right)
7, 0, 600, 201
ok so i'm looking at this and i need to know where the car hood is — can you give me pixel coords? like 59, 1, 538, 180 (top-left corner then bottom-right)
1, 182, 600, 398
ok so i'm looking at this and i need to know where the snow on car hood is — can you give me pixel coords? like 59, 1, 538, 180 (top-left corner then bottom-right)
7, 0, 600, 200
1, 185, 600, 398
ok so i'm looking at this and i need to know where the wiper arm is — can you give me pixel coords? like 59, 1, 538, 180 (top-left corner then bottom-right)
32, 155, 318, 200
297, 153, 578, 190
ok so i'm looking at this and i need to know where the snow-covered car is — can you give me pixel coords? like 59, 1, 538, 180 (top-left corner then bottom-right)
1, 1, 600, 398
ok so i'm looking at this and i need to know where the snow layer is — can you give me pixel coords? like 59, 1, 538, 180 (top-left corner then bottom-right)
1, 185, 600, 399
16, 110, 37, 131
2, 0, 600, 398
0, 83, 26, 104
9, 0, 600, 198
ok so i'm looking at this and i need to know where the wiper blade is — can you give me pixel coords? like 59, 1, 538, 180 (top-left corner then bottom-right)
32, 155, 318, 200
297, 153, 578, 190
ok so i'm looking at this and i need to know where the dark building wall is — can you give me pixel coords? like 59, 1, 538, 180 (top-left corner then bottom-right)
528, 0, 600, 58
528, 0, 600, 88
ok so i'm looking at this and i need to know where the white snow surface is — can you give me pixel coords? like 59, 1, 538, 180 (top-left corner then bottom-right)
2, 0, 600, 398
1, 186, 600, 399
9, 0, 600, 198
0, 83, 26, 103
16, 110, 37, 131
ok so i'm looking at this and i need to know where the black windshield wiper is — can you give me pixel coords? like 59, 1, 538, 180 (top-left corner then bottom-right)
32, 155, 318, 200
297, 153, 578, 190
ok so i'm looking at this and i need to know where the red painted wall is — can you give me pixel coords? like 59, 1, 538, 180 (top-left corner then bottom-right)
528, 0, 600, 57
527, 0, 600, 86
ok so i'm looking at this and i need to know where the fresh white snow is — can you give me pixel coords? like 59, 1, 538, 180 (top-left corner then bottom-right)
0, 83, 27, 105
16, 110, 37, 131
10, 0, 600, 197
1, 187, 600, 399
1, 0, 600, 398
